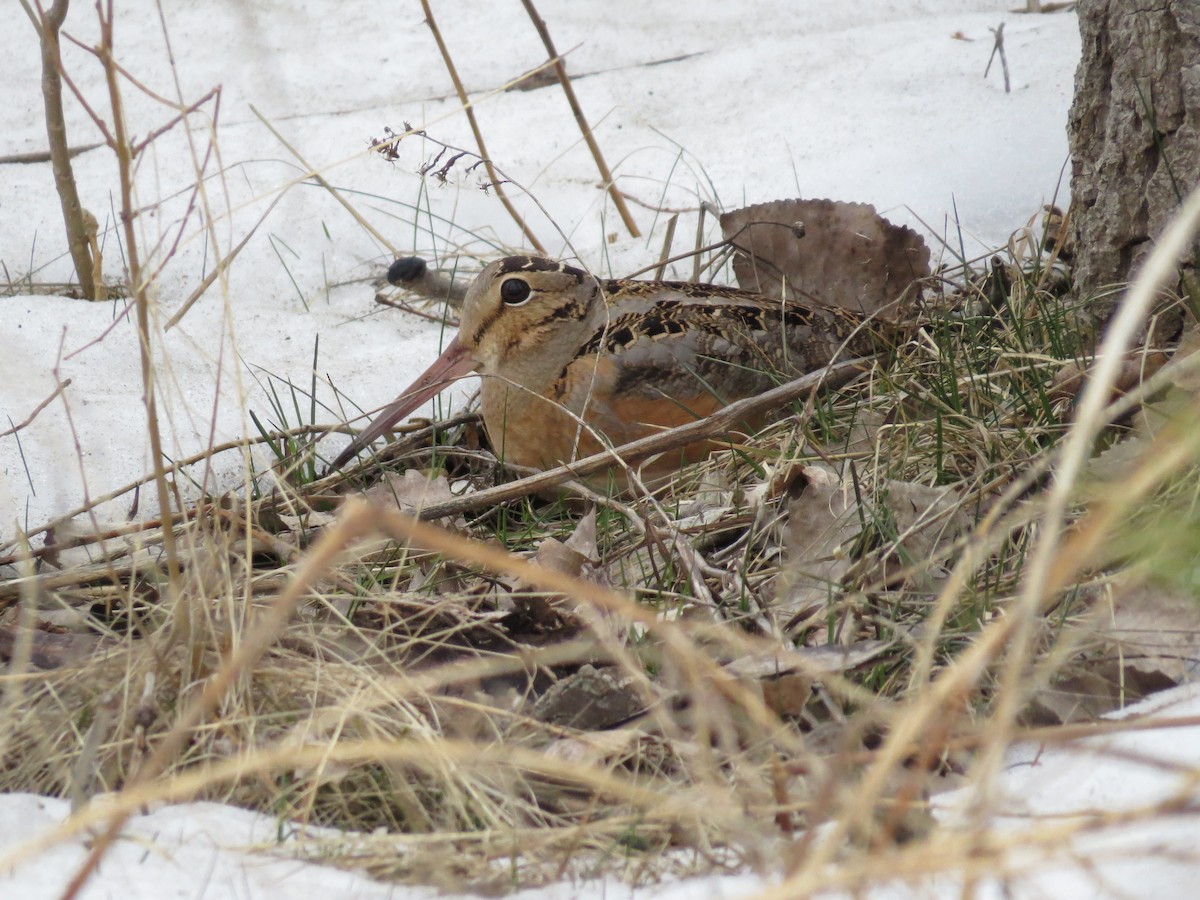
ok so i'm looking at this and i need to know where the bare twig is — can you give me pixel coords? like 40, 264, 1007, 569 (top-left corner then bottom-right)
94, 3, 183, 629
653, 213, 678, 279
27, 0, 98, 298
985, 22, 1011, 93
0, 142, 103, 165
518, 0, 641, 238
374, 292, 460, 326
418, 0, 546, 254
622, 234, 735, 279
406, 358, 873, 520
611, 187, 701, 215
164, 177, 286, 330
0, 378, 72, 438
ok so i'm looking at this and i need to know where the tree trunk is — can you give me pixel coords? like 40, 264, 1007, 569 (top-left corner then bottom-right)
1067, 0, 1200, 297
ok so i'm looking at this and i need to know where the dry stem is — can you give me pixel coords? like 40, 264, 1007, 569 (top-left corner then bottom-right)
94, 3, 183, 640
518, 0, 641, 238
26, 0, 99, 298
419, 0, 547, 254
382, 357, 873, 519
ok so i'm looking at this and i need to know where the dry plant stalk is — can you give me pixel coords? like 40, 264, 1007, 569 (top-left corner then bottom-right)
974, 179, 1200, 783
46, 497, 776, 893
24, 0, 100, 299
419, 0, 547, 254
518, 0, 641, 238
92, 3, 183, 612
56, 500, 380, 899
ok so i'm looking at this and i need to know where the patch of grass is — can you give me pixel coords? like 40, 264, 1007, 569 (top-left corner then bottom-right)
247, 336, 326, 491
4, 111, 1196, 895
2, 278, 1191, 886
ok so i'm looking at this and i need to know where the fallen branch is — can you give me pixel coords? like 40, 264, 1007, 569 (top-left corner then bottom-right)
410, 358, 874, 519
0, 142, 103, 165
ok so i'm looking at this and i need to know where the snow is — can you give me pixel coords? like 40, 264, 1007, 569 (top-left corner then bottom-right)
7, 1, 1182, 898
0, 795, 428, 899
924, 684, 1200, 900
3, 685, 1200, 898
0, 0, 1076, 537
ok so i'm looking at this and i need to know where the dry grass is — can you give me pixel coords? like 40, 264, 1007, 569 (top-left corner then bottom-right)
5, 5, 1200, 894
4, 217, 1198, 893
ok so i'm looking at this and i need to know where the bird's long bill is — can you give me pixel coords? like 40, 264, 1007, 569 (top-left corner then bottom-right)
330, 336, 479, 469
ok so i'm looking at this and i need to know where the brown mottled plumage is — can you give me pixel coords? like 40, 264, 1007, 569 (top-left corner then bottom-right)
331, 255, 885, 477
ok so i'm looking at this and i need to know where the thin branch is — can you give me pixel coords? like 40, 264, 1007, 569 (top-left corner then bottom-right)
0, 379, 72, 438
518, 0, 641, 238
94, 2, 183, 622
0, 142, 103, 165
418, 0, 546, 254
653, 213, 678, 279
164, 178, 284, 331
32, 0, 98, 298
407, 359, 873, 520
374, 292, 460, 326
985, 22, 1011, 94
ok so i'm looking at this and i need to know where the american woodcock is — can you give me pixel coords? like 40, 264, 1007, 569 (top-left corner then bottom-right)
331, 255, 884, 477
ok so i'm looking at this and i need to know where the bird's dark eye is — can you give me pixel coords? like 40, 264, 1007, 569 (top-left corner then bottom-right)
500, 278, 532, 305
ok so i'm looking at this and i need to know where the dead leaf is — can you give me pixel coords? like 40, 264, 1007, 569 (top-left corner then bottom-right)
1101, 580, 1200, 685
530, 664, 653, 729
0, 626, 112, 670
724, 640, 893, 680
720, 198, 930, 319
357, 471, 467, 555
1048, 350, 1170, 406
775, 465, 857, 624
363, 469, 456, 516
1026, 576, 1199, 725
776, 467, 969, 628
533, 538, 590, 580
544, 729, 638, 764
874, 481, 968, 587
512, 509, 601, 631
726, 641, 892, 718
1084, 326, 1200, 485
1025, 667, 1177, 726
562, 507, 599, 563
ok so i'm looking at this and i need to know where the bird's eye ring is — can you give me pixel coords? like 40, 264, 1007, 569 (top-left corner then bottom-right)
500, 278, 532, 306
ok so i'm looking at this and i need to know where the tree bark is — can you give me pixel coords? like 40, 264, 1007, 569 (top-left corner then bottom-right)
1068, 0, 1200, 297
